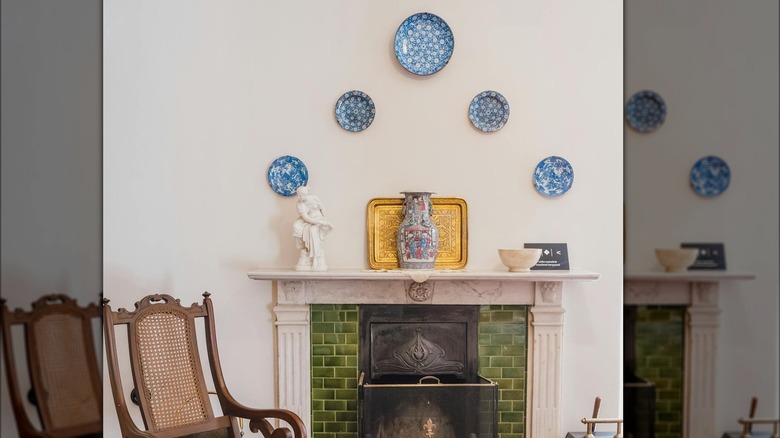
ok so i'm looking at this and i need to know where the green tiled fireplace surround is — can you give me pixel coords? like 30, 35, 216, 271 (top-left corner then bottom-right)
310, 304, 528, 438
634, 305, 685, 438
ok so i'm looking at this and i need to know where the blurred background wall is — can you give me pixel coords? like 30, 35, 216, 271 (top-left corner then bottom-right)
0, 0, 102, 436
624, 0, 779, 431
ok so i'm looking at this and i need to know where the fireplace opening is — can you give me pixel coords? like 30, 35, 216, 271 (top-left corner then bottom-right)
358, 305, 498, 438
624, 306, 685, 438
624, 306, 656, 438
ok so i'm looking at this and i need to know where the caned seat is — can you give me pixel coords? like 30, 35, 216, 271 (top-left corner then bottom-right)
103, 292, 306, 438
1, 294, 102, 437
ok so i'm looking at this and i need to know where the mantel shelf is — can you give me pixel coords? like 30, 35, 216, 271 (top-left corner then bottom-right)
247, 267, 601, 282
624, 271, 755, 282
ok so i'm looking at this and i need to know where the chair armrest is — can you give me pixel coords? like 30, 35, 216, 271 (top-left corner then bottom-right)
221, 402, 307, 438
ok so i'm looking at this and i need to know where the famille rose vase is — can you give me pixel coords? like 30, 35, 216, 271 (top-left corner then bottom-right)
397, 191, 439, 270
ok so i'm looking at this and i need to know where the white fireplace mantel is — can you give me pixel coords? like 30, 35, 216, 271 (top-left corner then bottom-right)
624, 270, 755, 438
248, 268, 600, 438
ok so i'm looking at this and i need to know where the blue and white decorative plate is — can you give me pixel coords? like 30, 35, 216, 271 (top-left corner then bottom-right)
335, 90, 376, 132
690, 155, 730, 197
267, 155, 308, 197
625, 90, 666, 133
394, 12, 454, 76
469, 91, 510, 132
533, 156, 574, 197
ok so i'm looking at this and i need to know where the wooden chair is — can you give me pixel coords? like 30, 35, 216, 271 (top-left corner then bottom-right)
102, 292, 306, 438
1, 294, 102, 437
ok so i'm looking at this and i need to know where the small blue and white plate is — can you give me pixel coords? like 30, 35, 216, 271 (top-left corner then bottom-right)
690, 155, 730, 197
469, 91, 510, 132
335, 90, 376, 132
394, 12, 454, 76
625, 90, 666, 133
533, 156, 574, 197
267, 155, 308, 197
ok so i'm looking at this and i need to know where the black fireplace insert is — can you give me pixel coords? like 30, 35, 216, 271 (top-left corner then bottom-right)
358, 305, 498, 438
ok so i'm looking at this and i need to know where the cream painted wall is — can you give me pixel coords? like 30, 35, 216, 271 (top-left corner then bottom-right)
103, 1, 623, 436
625, 0, 779, 432
1, 1, 102, 436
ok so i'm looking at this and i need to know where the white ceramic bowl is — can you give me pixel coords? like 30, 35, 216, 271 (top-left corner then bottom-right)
498, 248, 543, 272
655, 248, 699, 272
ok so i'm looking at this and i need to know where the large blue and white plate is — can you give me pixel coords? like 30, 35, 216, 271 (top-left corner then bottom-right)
469, 91, 510, 132
394, 12, 454, 76
690, 155, 730, 197
267, 155, 308, 197
625, 90, 666, 133
335, 90, 376, 132
533, 156, 574, 197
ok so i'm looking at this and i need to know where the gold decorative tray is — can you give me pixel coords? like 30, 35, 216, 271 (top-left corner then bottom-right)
367, 197, 468, 270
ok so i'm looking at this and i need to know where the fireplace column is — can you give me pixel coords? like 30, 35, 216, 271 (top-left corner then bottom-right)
273, 280, 311, 434
684, 281, 720, 438
528, 281, 565, 438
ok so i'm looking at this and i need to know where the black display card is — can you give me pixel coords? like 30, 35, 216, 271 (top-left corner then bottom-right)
681, 242, 726, 270
524, 243, 569, 270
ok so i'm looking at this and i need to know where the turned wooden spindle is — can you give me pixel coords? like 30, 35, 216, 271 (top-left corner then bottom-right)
581, 417, 623, 438
738, 417, 780, 438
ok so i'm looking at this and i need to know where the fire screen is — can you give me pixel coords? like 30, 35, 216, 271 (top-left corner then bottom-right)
359, 374, 498, 438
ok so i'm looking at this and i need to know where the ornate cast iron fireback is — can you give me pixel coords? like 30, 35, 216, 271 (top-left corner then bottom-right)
373, 328, 464, 374
359, 305, 479, 383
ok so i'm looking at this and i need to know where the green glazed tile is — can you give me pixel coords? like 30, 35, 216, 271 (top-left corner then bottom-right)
491, 334, 515, 345
323, 356, 346, 367
335, 344, 358, 356
324, 422, 346, 433
323, 400, 346, 411
335, 367, 356, 378
312, 389, 334, 400
323, 378, 346, 389
491, 311, 515, 322
313, 367, 335, 378
313, 411, 335, 422
480, 323, 502, 334
336, 411, 357, 422
501, 412, 524, 423
501, 389, 524, 401
334, 322, 357, 334
480, 367, 501, 379
334, 389, 356, 400
323, 333, 340, 344
312, 322, 335, 334
312, 345, 335, 356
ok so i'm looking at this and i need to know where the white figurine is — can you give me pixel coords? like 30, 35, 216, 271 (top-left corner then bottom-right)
292, 186, 333, 271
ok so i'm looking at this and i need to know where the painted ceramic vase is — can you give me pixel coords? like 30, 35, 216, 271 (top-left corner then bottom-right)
397, 191, 439, 269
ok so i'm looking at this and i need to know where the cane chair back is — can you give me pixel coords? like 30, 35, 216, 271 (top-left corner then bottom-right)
103, 292, 306, 438
0, 294, 102, 437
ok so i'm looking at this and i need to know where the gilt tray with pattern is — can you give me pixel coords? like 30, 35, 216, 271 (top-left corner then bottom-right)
367, 197, 467, 270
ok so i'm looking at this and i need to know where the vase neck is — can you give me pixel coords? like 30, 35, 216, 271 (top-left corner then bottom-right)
402, 192, 433, 220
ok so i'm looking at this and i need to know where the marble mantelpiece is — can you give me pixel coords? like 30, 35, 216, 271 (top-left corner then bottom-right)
248, 268, 600, 438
